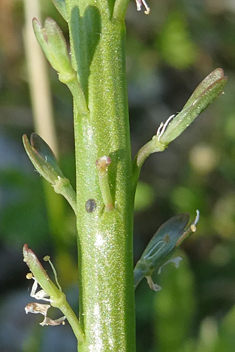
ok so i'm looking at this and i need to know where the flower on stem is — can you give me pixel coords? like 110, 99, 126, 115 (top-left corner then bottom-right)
23, 245, 66, 326
132, 68, 227, 190
23, 245, 84, 341
134, 211, 199, 291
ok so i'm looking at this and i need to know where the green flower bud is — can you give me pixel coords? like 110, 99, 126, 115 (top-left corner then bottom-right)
134, 211, 199, 290
160, 68, 228, 144
23, 133, 76, 213
23, 133, 64, 185
33, 18, 75, 82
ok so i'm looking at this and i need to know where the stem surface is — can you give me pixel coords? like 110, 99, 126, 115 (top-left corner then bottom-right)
66, 0, 136, 350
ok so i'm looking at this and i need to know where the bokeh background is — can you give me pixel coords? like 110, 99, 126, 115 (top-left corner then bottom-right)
1, 0, 235, 351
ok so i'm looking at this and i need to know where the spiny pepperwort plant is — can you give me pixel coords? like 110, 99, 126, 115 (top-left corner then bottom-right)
22, 0, 227, 351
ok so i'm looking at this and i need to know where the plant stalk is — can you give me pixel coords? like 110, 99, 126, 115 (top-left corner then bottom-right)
66, 0, 136, 350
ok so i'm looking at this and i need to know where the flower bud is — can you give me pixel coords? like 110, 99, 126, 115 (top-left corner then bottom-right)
33, 18, 75, 82
23, 133, 64, 185
134, 211, 199, 290
160, 68, 227, 144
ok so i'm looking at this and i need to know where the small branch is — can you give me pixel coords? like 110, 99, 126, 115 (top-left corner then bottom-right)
60, 74, 89, 116
54, 177, 77, 214
132, 137, 166, 192
59, 300, 85, 343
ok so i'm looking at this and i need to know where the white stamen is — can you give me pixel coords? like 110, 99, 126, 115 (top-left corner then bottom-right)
156, 122, 164, 137
136, 0, 141, 11
157, 114, 175, 141
44, 255, 62, 291
135, 0, 150, 14
30, 277, 51, 302
194, 209, 200, 226
142, 0, 150, 14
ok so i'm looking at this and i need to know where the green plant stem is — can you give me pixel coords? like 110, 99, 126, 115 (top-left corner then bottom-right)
63, 76, 89, 116
66, 1, 136, 351
54, 177, 77, 214
132, 138, 165, 191
113, 0, 130, 20
59, 299, 85, 343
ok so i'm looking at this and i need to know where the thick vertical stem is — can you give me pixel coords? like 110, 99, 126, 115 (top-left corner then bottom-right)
66, 1, 136, 351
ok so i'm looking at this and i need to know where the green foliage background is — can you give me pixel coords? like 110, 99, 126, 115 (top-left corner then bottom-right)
0, 0, 235, 351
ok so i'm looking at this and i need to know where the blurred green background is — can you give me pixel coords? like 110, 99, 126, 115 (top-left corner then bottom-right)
1, 0, 235, 351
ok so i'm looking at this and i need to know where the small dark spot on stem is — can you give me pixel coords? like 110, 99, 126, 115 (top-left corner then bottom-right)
85, 199, 97, 213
